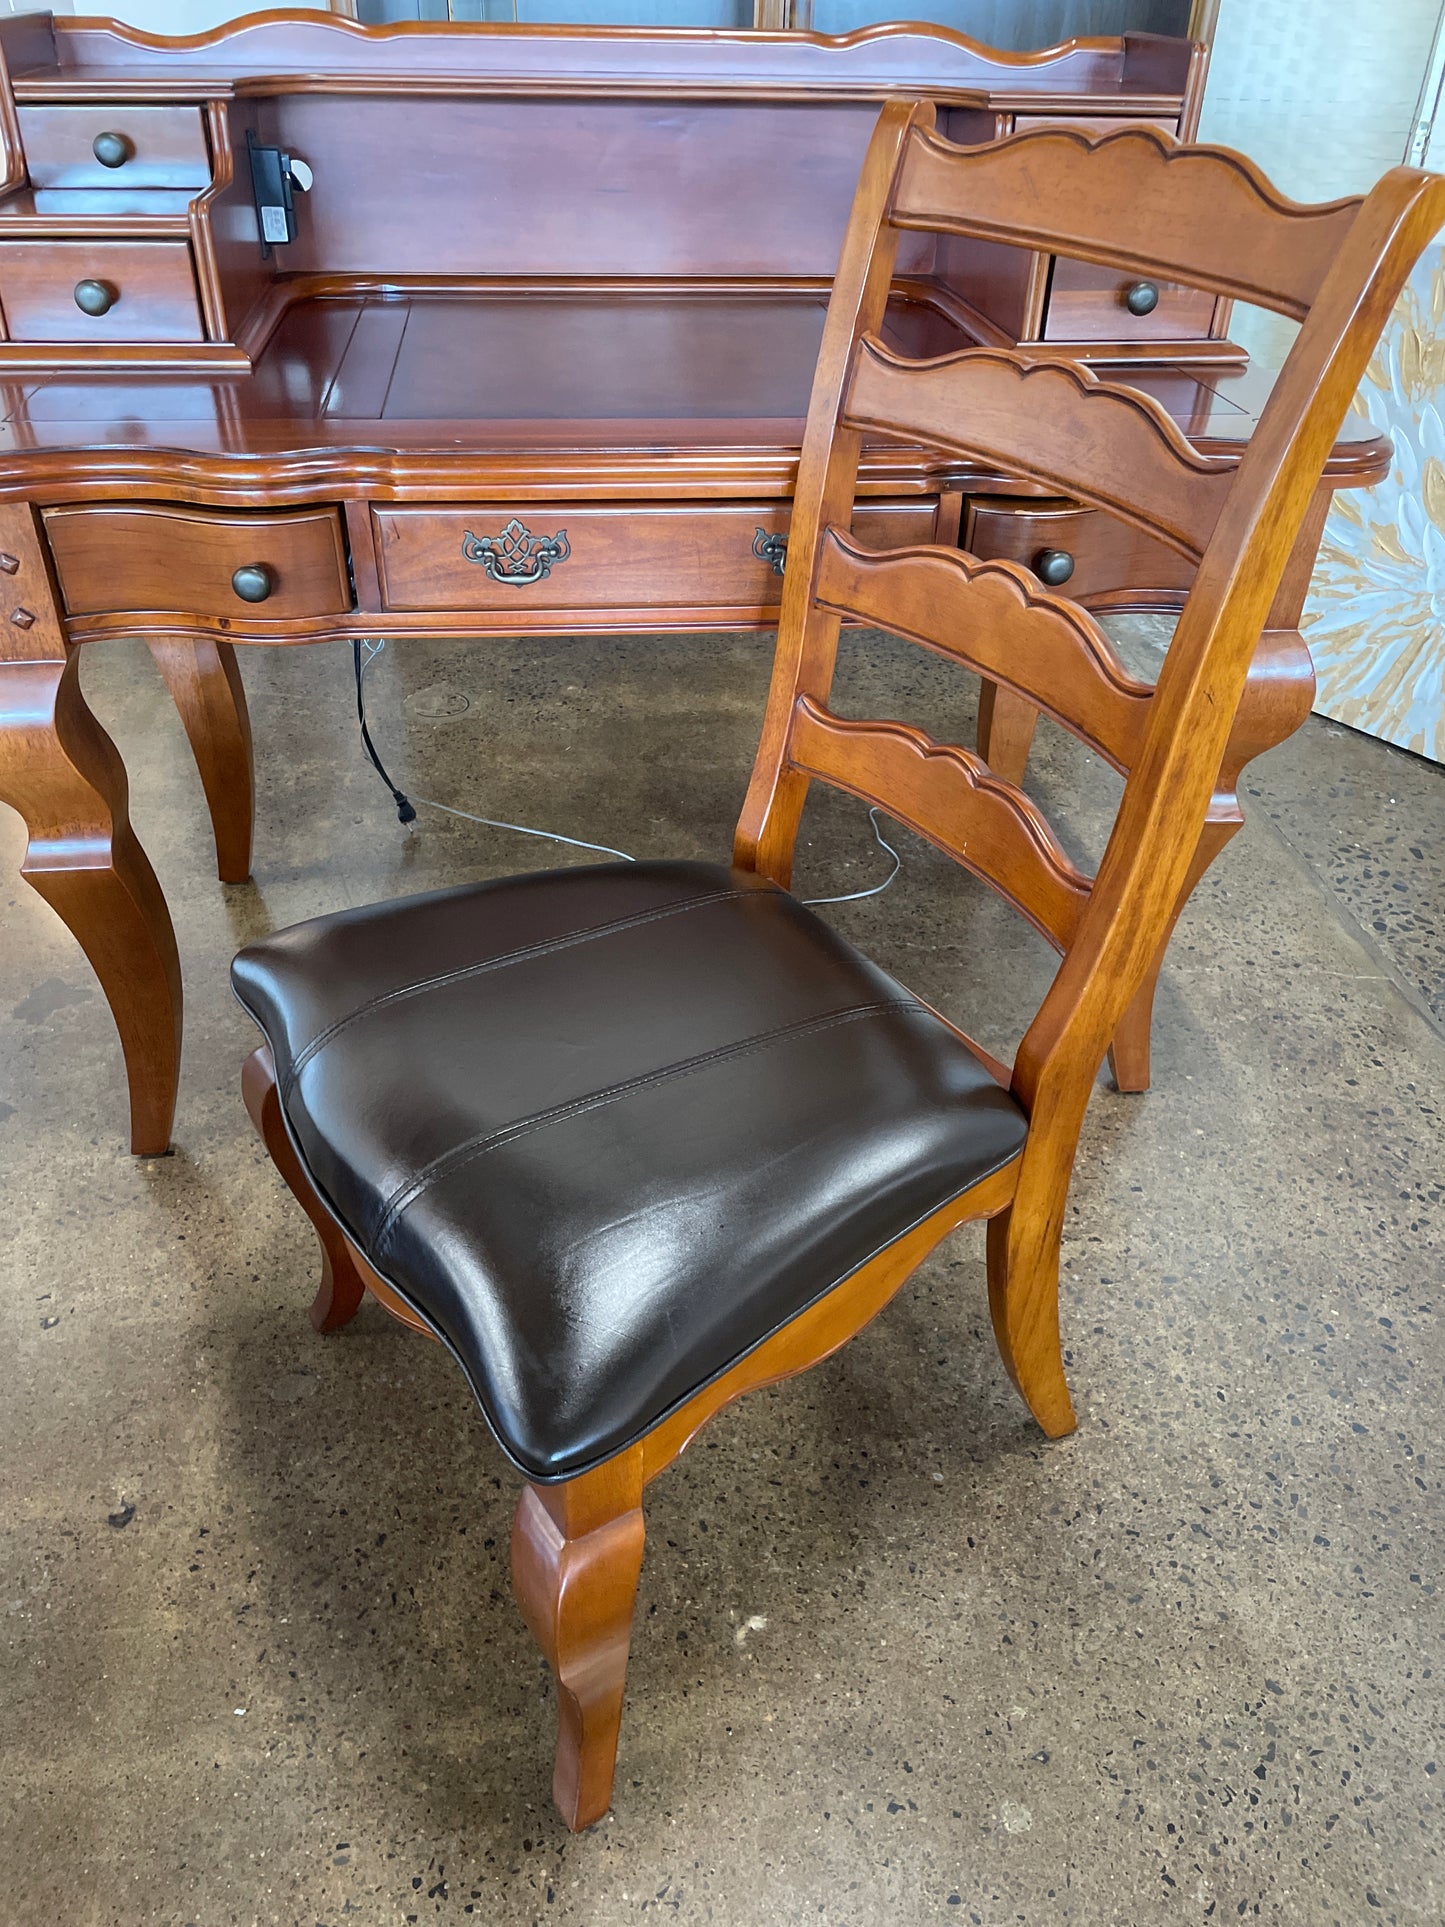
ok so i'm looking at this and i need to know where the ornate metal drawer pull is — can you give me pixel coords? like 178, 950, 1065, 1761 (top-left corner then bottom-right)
753, 527, 787, 577
462, 518, 570, 586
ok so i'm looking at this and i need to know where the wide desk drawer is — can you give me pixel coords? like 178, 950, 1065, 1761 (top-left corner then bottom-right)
374, 502, 938, 615
1, 241, 203, 343
964, 496, 1195, 602
44, 503, 353, 620
17, 105, 211, 191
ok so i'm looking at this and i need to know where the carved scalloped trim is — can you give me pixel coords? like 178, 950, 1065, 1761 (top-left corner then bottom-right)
909, 119, 1365, 224
895, 122, 1363, 318
845, 337, 1232, 559
815, 528, 1151, 770
789, 696, 1090, 950
851, 336, 1232, 480
58, 13, 1138, 72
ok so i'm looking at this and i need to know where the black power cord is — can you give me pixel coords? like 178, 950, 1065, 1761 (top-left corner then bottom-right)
349, 637, 899, 898
352, 637, 415, 824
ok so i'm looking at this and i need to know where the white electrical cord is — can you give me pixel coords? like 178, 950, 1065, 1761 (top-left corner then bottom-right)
408, 793, 636, 864
353, 637, 903, 901
800, 807, 902, 906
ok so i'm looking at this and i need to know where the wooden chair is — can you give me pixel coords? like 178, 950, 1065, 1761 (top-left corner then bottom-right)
232, 106, 1445, 1831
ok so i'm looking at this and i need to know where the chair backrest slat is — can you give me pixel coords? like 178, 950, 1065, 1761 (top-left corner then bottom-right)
735, 99, 1445, 1175
814, 530, 1151, 771
893, 123, 1364, 320
790, 698, 1090, 950
843, 338, 1232, 560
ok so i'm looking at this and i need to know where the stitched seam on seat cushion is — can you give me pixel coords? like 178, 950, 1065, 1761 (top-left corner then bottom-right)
367, 997, 924, 1262
281, 885, 761, 1098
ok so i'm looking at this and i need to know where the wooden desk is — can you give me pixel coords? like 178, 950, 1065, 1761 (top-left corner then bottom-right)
0, 14, 1388, 1153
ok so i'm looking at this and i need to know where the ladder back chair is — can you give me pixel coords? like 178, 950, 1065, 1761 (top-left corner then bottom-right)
232, 104, 1445, 1831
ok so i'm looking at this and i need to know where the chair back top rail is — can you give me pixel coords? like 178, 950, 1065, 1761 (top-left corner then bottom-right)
894, 123, 1364, 320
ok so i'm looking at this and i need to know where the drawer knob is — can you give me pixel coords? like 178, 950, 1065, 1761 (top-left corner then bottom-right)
91, 130, 133, 169
1033, 548, 1076, 587
231, 563, 275, 603
73, 278, 117, 317
1124, 280, 1160, 317
461, 518, 570, 586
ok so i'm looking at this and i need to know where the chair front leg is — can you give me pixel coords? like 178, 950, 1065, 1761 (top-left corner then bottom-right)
511, 1448, 647, 1831
242, 1045, 367, 1333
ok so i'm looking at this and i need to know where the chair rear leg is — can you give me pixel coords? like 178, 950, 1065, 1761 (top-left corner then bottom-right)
987, 1204, 1077, 1439
242, 1045, 367, 1333
512, 1449, 647, 1831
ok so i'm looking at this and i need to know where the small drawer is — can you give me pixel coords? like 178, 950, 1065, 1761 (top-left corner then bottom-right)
373, 502, 938, 616
0, 241, 203, 343
44, 504, 353, 621
1042, 258, 1218, 345
18, 105, 211, 191
1010, 115, 1177, 139
964, 497, 1195, 602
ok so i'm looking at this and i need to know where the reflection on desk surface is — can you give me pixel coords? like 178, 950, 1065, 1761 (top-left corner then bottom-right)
0, 288, 1383, 471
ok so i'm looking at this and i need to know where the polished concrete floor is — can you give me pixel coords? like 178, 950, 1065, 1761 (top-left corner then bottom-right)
1, 623, 1442, 1927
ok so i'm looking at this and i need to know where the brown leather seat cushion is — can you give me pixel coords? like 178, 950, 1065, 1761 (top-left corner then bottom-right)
232, 861, 1027, 1481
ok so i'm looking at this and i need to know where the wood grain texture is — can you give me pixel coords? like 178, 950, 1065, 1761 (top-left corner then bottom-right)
0, 504, 179, 1154
512, 1460, 647, 1832
844, 336, 1235, 562
1041, 256, 1217, 345
814, 528, 1151, 771
0, 238, 202, 342
146, 635, 253, 884
893, 120, 1364, 320
44, 502, 352, 620
963, 494, 1196, 608
243, 1045, 367, 1334
374, 501, 934, 616
790, 697, 1090, 949
17, 104, 211, 191
738, 97, 1445, 1455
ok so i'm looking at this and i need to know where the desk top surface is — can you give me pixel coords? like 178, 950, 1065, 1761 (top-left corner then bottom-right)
0, 291, 1387, 499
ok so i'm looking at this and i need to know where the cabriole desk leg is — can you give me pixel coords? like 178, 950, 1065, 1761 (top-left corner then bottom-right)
146, 636, 255, 884
0, 503, 181, 1154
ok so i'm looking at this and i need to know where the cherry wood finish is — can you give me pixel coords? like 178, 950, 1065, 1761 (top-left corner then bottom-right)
963, 494, 1196, 607
1041, 257, 1217, 344
0, 236, 202, 342
0, 15, 1218, 374
734, 104, 1445, 1459
0, 498, 180, 1154
0, 16, 1393, 1154
145, 635, 253, 885
374, 500, 936, 619
244, 111, 1444, 1831
44, 501, 352, 620
17, 103, 210, 191
242, 1038, 1019, 1829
